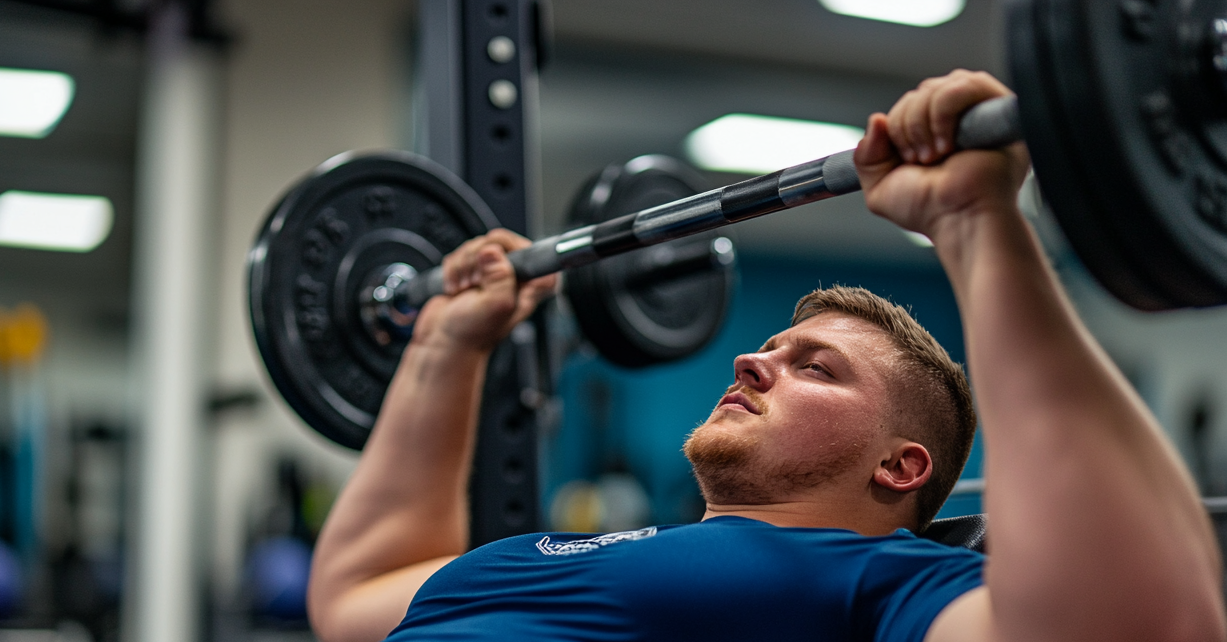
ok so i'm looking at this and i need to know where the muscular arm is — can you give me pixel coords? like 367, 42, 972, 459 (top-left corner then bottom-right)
306, 343, 485, 642
307, 230, 555, 642
856, 71, 1226, 642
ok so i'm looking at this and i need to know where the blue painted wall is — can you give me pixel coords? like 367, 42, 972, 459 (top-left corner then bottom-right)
542, 253, 983, 526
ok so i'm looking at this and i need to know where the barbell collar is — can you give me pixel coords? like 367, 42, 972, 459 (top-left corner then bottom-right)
396, 265, 444, 313
392, 95, 1023, 310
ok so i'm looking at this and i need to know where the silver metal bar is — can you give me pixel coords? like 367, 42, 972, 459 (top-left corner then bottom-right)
778, 157, 832, 207
388, 95, 1025, 313
1203, 496, 1227, 514
630, 189, 725, 244
949, 482, 1227, 518
949, 478, 987, 496
550, 225, 599, 270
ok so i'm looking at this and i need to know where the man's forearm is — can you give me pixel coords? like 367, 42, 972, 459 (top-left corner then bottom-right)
308, 341, 489, 630
304, 229, 551, 642
933, 206, 1225, 642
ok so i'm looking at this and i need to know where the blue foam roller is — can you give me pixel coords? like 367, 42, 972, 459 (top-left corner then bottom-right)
0, 541, 23, 618
246, 536, 312, 620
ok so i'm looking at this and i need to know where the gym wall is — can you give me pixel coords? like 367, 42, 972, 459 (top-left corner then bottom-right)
208, 0, 415, 622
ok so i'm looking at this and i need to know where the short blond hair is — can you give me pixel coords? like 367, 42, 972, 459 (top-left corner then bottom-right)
792, 285, 976, 531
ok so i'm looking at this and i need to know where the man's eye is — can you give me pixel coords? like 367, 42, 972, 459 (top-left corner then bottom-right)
806, 363, 830, 376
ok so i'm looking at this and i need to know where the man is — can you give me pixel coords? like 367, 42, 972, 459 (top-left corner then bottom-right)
306, 71, 1227, 642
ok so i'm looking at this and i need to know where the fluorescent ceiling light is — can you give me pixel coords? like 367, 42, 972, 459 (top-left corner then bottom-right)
0, 191, 113, 252
685, 114, 864, 175
819, 0, 965, 27
0, 68, 76, 138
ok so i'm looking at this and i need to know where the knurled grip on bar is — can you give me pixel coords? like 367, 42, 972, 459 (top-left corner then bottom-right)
395, 95, 1023, 309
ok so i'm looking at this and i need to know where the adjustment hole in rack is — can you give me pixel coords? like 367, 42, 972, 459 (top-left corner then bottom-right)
491, 124, 513, 144
494, 173, 515, 192
503, 498, 527, 525
502, 458, 526, 484
502, 410, 527, 439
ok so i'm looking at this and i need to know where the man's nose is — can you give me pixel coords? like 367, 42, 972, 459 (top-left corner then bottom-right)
733, 352, 775, 392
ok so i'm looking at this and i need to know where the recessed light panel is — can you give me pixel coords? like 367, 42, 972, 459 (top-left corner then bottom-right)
819, 0, 966, 27
0, 68, 76, 138
685, 113, 864, 175
0, 191, 113, 252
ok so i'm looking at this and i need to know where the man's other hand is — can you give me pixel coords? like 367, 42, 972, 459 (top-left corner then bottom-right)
853, 70, 1031, 243
411, 228, 557, 354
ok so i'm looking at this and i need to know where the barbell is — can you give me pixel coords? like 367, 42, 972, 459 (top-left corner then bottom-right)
249, 0, 1227, 448
383, 96, 1019, 324
249, 151, 740, 448
247, 97, 1009, 449
561, 155, 737, 368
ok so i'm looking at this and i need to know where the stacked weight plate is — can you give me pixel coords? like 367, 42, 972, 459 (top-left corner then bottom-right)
249, 152, 497, 449
1009, 0, 1227, 309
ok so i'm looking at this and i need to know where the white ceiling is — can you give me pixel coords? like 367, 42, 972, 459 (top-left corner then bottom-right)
549, 0, 1007, 82
0, 4, 141, 325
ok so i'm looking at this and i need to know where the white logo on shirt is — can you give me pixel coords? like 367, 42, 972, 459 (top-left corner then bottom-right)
536, 527, 658, 556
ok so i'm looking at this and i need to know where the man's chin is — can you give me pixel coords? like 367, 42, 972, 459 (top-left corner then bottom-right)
683, 425, 774, 504
685, 422, 748, 461
684, 423, 864, 506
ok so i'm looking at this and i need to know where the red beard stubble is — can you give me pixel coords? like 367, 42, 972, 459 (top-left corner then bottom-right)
683, 385, 865, 506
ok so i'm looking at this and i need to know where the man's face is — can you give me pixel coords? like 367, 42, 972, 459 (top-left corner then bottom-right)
684, 312, 900, 505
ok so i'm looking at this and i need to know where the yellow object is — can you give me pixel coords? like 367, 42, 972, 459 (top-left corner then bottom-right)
302, 482, 336, 537
550, 480, 603, 533
0, 303, 48, 365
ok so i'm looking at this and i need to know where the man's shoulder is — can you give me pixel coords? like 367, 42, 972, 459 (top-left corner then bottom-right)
456, 516, 988, 576
408, 518, 986, 641
474, 516, 982, 562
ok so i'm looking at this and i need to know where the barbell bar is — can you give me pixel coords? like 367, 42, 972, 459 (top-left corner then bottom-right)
378, 95, 1021, 334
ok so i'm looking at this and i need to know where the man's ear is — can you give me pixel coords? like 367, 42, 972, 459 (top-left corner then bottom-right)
873, 442, 932, 493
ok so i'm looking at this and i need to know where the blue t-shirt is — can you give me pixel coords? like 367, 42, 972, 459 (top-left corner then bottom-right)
387, 516, 984, 642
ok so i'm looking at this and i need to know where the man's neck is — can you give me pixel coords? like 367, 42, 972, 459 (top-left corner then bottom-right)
701, 498, 913, 536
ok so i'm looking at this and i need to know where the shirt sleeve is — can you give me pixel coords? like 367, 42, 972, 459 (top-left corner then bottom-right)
853, 535, 986, 642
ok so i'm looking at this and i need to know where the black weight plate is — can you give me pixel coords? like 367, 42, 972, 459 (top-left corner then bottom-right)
1008, 0, 1227, 310
249, 152, 497, 449
564, 155, 735, 368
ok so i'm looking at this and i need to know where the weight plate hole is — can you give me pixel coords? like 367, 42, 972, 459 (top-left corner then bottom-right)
488, 3, 508, 22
